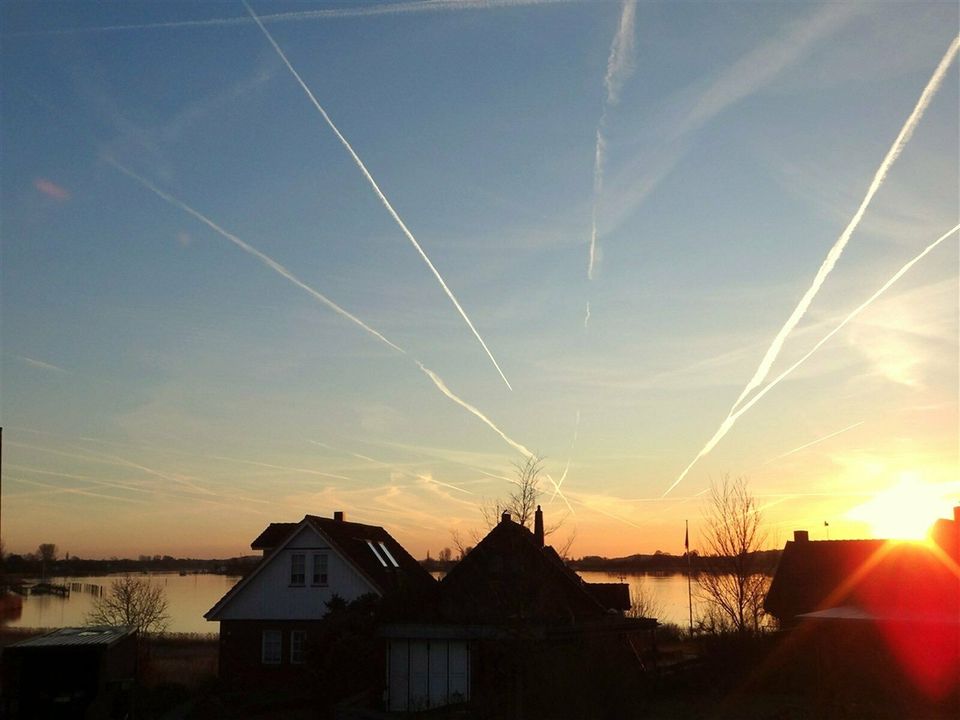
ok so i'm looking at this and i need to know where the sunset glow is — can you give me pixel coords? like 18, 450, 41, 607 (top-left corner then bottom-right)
0, 2, 957, 560
845, 473, 955, 540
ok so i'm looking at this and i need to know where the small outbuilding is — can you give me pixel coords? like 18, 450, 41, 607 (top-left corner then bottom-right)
1, 626, 137, 720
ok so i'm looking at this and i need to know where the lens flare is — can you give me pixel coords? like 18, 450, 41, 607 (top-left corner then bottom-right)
845, 472, 954, 540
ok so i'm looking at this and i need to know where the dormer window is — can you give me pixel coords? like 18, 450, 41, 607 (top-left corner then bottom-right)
290, 553, 305, 585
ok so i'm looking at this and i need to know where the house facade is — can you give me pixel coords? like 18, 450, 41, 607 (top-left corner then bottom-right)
382, 507, 656, 715
205, 512, 435, 681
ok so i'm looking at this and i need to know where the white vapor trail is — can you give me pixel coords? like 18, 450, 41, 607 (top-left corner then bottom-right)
8, 0, 576, 37
729, 35, 959, 413
417, 362, 534, 458
244, 1, 513, 391
106, 158, 405, 354
763, 421, 865, 465
664, 223, 959, 496
587, 0, 637, 281
583, 301, 591, 328
110, 161, 536, 473
551, 409, 580, 503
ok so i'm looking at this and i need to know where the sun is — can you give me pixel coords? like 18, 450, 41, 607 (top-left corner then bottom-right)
845, 472, 952, 541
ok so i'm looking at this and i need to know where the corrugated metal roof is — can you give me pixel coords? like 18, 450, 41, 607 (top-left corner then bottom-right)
9, 626, 135, 648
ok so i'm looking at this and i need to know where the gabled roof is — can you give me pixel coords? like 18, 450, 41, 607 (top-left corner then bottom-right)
438, 515, 632, 624
206, 514, 435, 621
250, 522, 298, 551
302, 515, 434, 596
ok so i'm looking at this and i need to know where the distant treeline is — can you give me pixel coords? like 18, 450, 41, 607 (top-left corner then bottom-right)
419, 549, 781, 576
570, 550, 781, 575
1, 554, 260, 579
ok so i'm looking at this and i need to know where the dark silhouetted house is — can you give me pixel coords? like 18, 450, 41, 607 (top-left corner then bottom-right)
765, 508, 960, 703
382, 507, 656, 715
1, 626, 137, 720
205, 512, 435, 681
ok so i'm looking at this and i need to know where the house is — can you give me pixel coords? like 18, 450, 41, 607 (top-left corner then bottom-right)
1, 626, 137, 720
764, 508, 960, 703
205, 511, 435, 681
381, 506, 656, 715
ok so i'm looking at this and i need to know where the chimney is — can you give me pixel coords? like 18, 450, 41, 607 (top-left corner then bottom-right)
500, 511, 512, 524
793, 530, 809, 542
534, 505, 544, 548
334, 511, 344, 522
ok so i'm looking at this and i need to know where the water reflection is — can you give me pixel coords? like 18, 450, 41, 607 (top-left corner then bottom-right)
2, 574, 241, 634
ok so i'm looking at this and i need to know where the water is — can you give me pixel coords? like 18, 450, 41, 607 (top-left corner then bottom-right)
4, 572, 701, 633
578, 571, 701, 627
3, 574, 241, 634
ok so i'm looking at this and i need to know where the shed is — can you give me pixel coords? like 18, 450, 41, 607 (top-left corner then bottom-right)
1, 626, 137, 720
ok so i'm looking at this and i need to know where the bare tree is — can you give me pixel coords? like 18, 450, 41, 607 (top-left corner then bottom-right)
481, 455, 545, 530
695, 476, 770, 635
86, 575, 170, 635
626, 577, 662, 620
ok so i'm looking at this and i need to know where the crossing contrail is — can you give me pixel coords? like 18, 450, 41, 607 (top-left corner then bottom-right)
551, 409, 580, 503
110, 160, 538, 472
763, 421, 865, 465
587, 0, 637, 281
106, 158, 406, 354
244, 0, 513, 391
417, 362, 533, 458
664, 222, 959, 496
729, 35, 959, 413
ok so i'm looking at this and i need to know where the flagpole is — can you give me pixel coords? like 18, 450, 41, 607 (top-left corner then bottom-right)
686, 519, 693, 635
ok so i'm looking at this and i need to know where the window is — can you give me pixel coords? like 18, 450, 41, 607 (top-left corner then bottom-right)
312, 553, 328, 585
290, 553, 305, 585
262, 630, 282, 664
378, 541, 400, 568
290, 630, 306, 664
366, 540, 388, 567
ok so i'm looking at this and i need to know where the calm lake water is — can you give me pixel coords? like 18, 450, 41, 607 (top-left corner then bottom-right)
4, 572, 699, 633
4, 574, 241, 635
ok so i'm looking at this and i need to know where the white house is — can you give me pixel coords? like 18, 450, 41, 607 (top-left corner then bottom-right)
205, 511, 435, 681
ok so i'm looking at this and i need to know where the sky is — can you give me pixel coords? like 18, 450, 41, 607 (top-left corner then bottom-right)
1, 0, 958, 560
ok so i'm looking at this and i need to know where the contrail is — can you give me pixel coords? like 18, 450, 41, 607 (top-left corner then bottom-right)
106, 158, 405, 354
417, 474, 475, 496
244, 0, 513, 391
729, 35, 959, 413
7, 0, 576, 37
208, 455, 354, 481
417, 361, 533, 457
587, 0, 637, 281
583, 301, 591, 328
6, 476, 150, 505
664, 223, 959, 496
551, 409, 580, 503
545, 473, 576, 516
109, 161, 536, 469
763, 420, 865, 465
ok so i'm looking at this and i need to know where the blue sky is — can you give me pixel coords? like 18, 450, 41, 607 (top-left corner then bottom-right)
2, 1, 957, 558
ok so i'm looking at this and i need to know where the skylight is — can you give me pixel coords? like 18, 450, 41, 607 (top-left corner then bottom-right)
378, 541, 400, 568
366, 540, 388, 567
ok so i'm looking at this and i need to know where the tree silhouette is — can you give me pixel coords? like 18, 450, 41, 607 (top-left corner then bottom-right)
86, 575, 170, 635
696, 476, 769, 635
